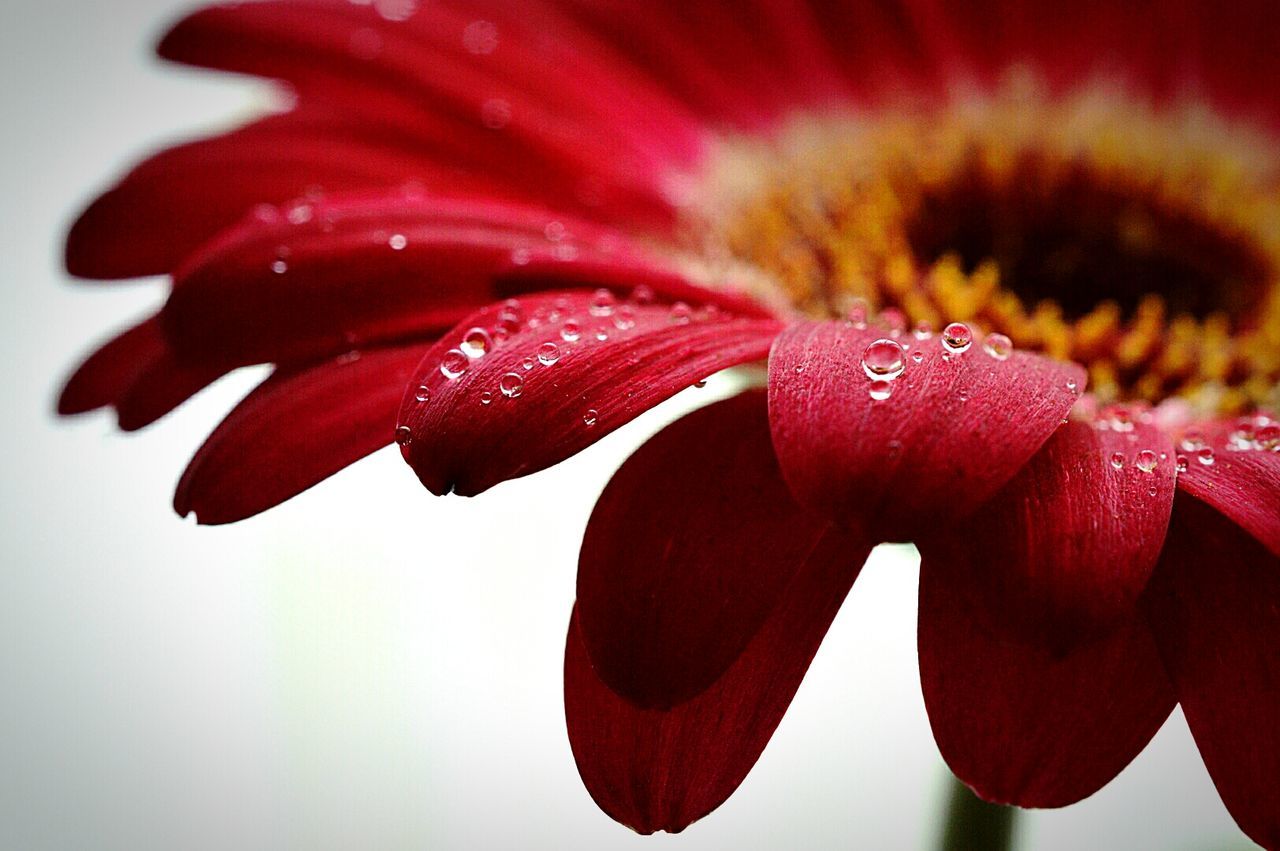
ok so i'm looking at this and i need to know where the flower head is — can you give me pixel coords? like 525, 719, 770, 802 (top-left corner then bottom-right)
61, 1, 1279, 846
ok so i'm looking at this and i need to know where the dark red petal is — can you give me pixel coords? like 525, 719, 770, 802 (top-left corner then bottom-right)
398, 290, 781, 496
162, 193, 679, 368
768, 321, 1084, 539
1142, 494, 1280, 850
115, 357, 229, 433
1176, 438, 1280, 558
925, 419, 1175, 649
57, 317, 165, 416
576, 390, 859, 709
175, 343, 429, 525
918, 549, 1176, 808
65, 114, 446, 280
566, 393, 870, 833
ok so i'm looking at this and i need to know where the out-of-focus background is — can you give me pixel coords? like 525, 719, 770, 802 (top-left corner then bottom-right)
0, 1, 1258, 848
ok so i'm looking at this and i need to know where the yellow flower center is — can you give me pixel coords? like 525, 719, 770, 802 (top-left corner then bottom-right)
689, 75, 1280, 413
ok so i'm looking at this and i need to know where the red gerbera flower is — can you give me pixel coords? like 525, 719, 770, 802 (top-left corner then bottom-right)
60, 1, 1280, 846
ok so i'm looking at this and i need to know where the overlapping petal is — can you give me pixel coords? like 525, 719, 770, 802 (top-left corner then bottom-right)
397, 290, 782, 496
175, 342, 430, 524
1176, 436, 1280, 557
1143, 494, 1280, 850
566, 392, 869, 833
767, 321, 1085, 540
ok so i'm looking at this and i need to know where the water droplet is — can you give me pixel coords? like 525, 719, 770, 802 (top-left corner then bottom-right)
632, 285, 655, 305
869, 380, 893, 401
589, 288, 616, 317
861, 338, 905, 381
879, 308, 907, 334
460, 327, 493, 359
594, 327, 609, 342
374, 0, 418, 21
941, 322, 972, 353
499, 372, 524, 398
1197, 447, 1216, 466
911, 351, 924, 364
1176, 454, 1189, 473
462, 19, 498, 54
286, 202, 313, 225
1110, 452, 1125, 470
561, 321, 581, 342
439, 349, 470, 379
479, 391, 492, 405
914, 321, 933, 340
271, 259, 288, 274
1180, 430, 1206, 452
669, 302, 693, 324
1136, 449, 1158, 473
544, 221, 566, 242
414, 385, 430, 403
537, 342, 560, 366
394, 425, 413, 446
510, 247, 532, 266
887, 439, 903, 457
613, 306, 636, 331
848, 298, 869, 329
583, 408, 598, 426
1066, 378, 1079, 393
983, 333, 1013, 360
794, 364, 804, 374
958, 387, 970, 402
693, 378, 707, 389
521, 357, 534, 370
1148, 486, 1158, 497
388, 233, 407, 251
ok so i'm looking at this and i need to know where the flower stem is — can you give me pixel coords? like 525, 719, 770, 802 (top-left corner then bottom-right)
938, 773, 1018, 851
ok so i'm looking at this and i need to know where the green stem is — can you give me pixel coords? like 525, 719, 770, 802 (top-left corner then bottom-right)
938, 773, 1019, 851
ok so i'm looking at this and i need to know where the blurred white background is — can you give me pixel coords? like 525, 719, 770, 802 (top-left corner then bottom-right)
0, 1, 1258, 848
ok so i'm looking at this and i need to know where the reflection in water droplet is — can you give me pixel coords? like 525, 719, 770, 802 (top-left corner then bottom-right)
499, 373, 524, 398
862, 338, 905, 380
480, 391, 492, 405
911, 351, 924, 364
869, 380, 893, 401
440, 349, 470, 379
941, 322, 972, 353
271, 260, 288, 274
1066, 378, 1078, 393
460, 327, 493, 359
983, 333, 1013, 360
394, 425, 412, 446
613, 306, 636, 331
589, 288, 616, 316
1176, 454, 1189, 473
414, 386, 430, 403
914, 321, 933, 340
537, 342, 560, 366
1110, 452, 1125, 470
561, 321, 581, 342
521, 357, 535, 371
1197, 448, 1215, 466
670, 302, 693, 324
583, 409, 598, 426
388, 233, 407, 250
1136, 449, 1158, 473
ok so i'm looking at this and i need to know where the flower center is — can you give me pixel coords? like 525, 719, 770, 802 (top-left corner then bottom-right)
694, 77, 1280, 413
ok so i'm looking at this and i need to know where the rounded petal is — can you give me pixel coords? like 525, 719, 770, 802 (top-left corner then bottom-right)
767, 321, 1084, 540
918, 550, 1176, 808
397, 290, 781, 496
566, 393, 870, 833
1142, 494, 1280, 850
1176, 436, 1280, 558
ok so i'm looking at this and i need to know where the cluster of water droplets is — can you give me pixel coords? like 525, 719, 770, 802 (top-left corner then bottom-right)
850, 301, 1015, 403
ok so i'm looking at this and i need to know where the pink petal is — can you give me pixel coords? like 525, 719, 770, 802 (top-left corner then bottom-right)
576, 390, 859, 709
918, 549, 1176, 808
398, 290, 781, 496
566, 393, 870, 833
175, 342, 429, 524
1175, 431, 1280, 558
1143, 494, 1280, 850
921, 419, 1176, 650
767, 321, 1084, 540
162, 194, 662, 368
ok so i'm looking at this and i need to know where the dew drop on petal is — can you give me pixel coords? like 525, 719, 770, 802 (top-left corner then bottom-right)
941, 322, 972, 353
537, 342, 560, 366
583, 408, 598, 426
669, 302, 693, 324
1180, 430, 1206, 452
561, 321, 581, 342
521, 357, 534, 371
848, 298, 869, 329
631, 285, 655, 305
862, 338, 905, 380
1197, 448, 1216, 466
693, 378, 707, 389
869, 380, 893, 401
879, 308, 907, 334
388, 233, 407, 250
1066, 378, 1079, 393
983, 333, 1013, 360
594, 327, 610, 342
394, 425, 413, 446
440, 349, 470, 379
1136, 449, 1158, 473
271, 259, 288, 275
613, 306, 636, 331
914, 321, 933, 340
1110, 452, 1125, 470
911, 351, 924, 364
1176, 454, 1189, 473
479, 391, 492, 406
414, 385, 430, 403
589, 288, 616, 316
460, 327, 493, 359
499, 372, 524, 398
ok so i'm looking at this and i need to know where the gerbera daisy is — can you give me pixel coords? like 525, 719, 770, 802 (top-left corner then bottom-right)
60, 1, 1279, 847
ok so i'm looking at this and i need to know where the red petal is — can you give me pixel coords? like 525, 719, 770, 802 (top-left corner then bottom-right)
58, 317, 166, 416
162, 194, 660, 368
566, 393, 870, 833
924, 419, 1176, 649
398, 290, 781, 496
918, 549, 1176, 807
767, 322, 1084, 540
1176, 434, 1280, 558
1143, 494, 1280, 850
175, 343, 428, 524
576, 390, 858, 709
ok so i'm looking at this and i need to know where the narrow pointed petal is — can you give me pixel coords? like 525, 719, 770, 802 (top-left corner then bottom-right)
175, 343, 429, 524
566, 393, 870, 833
918, 550, 1176, 808
115, 358, 229, 432
925, 419, 1176, 649
397, 291, 781, 496
576, 390, 858, 709
1143, 494, 1280, 850
1176, 434, 1280, 557
768, 321, 1084, 539
57, 317, 165, 416
162, 193, 672, 368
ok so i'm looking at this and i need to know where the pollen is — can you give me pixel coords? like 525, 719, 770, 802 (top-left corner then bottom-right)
689, 74, 1280, 413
